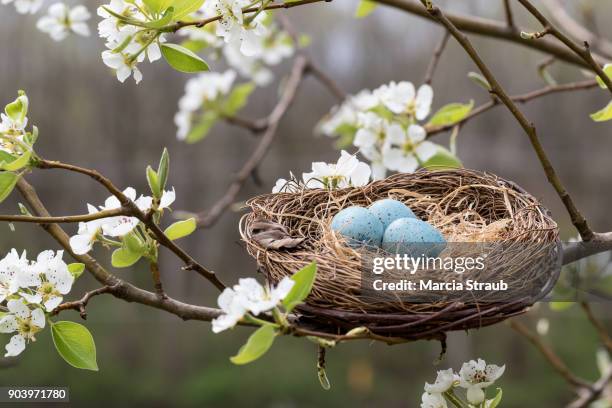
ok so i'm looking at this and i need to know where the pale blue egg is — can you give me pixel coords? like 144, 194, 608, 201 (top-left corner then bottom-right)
382, 218, 446, 256
368, 199, 416, 230
331, 206, 384, 248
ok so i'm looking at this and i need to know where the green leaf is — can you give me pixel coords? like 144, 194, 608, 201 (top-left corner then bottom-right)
0, 172, 19, 203
1, 150, 32, 172
549, 301, 574, 311
282, 261, 317, 312
142, 0, 174, 15
180, 39, 209, 53
355, 0, 377, 18
164, 218, 196, 240
222, 83, 255, 116
111, 248, 142, 268
157, 148, 170, 192
487, 388, 503, 408
146, 165, 161, 198
590, 100, 612, 122
596, 64, 612, 89
172, 0, 205, 20
186, 111, 218, 143
123, 233, 146, 255
4, 91, 28, 124
67, 263, 85, 279
143, 7, 174, 29
230, 325, 277, 365
468, 71, 491, 91
427, 101, 474, 127
161, 43, 209, 73
421, 146, 463, 170
51, 321, 98, 371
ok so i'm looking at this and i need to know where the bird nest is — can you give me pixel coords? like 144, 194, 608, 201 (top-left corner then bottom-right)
240, 169, 561, 342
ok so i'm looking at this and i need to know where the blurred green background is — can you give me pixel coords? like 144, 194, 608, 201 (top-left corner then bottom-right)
0, 0, 611, 406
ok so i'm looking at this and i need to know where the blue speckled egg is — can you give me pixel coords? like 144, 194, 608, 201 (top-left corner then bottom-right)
368, 199, 416, 230
331, 206, 384, 248
382, 218, 446, 256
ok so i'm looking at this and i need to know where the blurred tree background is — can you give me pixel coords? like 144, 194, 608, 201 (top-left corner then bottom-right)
0, 0, 611, 406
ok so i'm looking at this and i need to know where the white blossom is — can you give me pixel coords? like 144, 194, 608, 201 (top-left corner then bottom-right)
382, 124, 436, 173
424, 368, 457, 394
420, 392, 447, 408
211, 277, 294, 333
208, 0, 268, 57
0, 299, 46, 357
302, 150, 371, 189
378, 81, 433, 120
0, 250, 35, 302
20, 251, 74, 312
37, 3, 91, 42
458, 359, 505, 405
2, 0, 43, 14
102, 50, 143, 84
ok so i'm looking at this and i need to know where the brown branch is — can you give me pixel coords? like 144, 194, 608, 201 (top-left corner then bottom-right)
34, 159, 227, 291
502, 0, 516, 31
418, 1, 594, 241
373, 0, 608, 69
517, 0, 612, 95
196, 56, 309, 228
150, 262, 167, 299
567, 368, 612, 408
580, 302, 612, 353
509, 320, 593, 390
0, 208, 127, 224
424, 31, 450, 85
51, 285, 116, 319
539, 0, 612, 59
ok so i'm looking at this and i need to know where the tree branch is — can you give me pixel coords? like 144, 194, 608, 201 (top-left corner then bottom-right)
51, 285, 116, 319
373, 0, 608, 69
418, 0, 594, 241
0, 208, 127, 224
502, 0, 516, 31
580, 302, 612, 353
424, 31, 450, 85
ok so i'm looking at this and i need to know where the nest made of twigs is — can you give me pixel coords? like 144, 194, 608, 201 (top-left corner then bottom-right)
240, 169, 561, 341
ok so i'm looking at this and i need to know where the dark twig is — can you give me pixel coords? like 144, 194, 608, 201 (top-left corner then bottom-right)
0, 208, 127, 224
51, 285, 116, 319
424, 31, 450, 85
418, 1, 594, 241
580, 302, 612, 353
502, 0, 516, 31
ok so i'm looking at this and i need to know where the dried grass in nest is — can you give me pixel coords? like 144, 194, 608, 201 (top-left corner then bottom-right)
240, 169, 561, 341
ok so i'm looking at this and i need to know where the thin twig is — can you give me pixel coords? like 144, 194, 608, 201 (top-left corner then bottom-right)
567, 368, 612, 408
509, 320, 593, 390
0, 208, 127, 224
580, 302, 612, 353
197, 56, 309, 228
517, 0, 612, 95
502, 0, 516, 31
373, 0, 607, 69
418, 1, 594, 241
51, 285, 116, 319
424, 31, 450, 85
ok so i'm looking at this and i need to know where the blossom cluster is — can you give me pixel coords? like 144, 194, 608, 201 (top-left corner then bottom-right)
272, 150, 371, 193
69, 186, 175, 255
175, 70, 237, 141
0, 93, 30, 156
212, 277, 294, 333
97, 0, 166, 84
320, 81, 439, 180
421, 359, 505, 407
0, 249, 75, 357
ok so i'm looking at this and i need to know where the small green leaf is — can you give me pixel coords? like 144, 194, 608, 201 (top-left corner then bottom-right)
161, 43, 209, 73
282, 261, 317, 312
0, 172, 19, 203
487, 388, 503, 408
1, 150, 32, 172
4, 91, 28, 124
164, 218, 196, 240
427, 101, 474, 127
230, 325, 277, 365
222, 83, 255, 116
142, 0, 174, 15
590, 100, 612, 122
67, 263, 85, 279
549, 301, 574, 311
157, 148, 170, 192
421, 146, 463, 170
146, 166, 161, 198
172, 0, 205, 20
51, 321, 98, 371
596, 64, 612, 89
186, 111, 218, 143
123, 233, 146, 255
468, 71, 491, 91
143, 7, 174, 29
111, 248, 142, 268
355, 0, 377, 18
